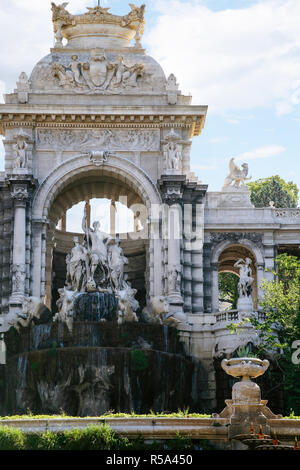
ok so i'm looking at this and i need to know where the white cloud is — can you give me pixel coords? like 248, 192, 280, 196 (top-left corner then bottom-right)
235, 144, 285, 161
146, 0, 300, 114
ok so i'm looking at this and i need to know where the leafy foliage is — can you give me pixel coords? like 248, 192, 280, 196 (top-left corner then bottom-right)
0, 424, 214, 450
218, 272, 239, 310
247, 175, 299, 208
236, 345, 258, 358
227, 253, 300, 414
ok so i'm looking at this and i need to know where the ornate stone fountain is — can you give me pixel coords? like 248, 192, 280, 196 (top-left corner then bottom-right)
53, 206, 139, 331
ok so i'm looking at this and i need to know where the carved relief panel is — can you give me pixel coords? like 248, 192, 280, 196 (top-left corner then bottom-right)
36, 128, 160, 152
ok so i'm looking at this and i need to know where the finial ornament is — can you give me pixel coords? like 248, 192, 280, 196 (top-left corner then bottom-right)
51, 2, 146, 35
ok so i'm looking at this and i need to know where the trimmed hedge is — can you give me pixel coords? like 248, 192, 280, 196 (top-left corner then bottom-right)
0, 425, 213, 450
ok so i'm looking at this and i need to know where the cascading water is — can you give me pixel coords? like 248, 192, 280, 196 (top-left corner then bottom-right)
73, 292, 119, 322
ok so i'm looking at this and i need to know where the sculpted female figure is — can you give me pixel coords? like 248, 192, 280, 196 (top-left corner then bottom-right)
108, 237, 128, 290
66, 236, 88, 291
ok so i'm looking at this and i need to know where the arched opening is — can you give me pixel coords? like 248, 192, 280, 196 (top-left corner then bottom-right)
217, 244, 258, 311
218, 272, 239, 311
31, 154, 163, 306
44, 172, 150, 315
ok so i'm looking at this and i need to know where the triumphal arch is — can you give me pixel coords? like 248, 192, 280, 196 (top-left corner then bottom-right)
0, 3, 299, 414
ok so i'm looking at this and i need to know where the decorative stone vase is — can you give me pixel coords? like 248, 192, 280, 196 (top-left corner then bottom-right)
221, 357, 269, 405
220, 357, 273, 438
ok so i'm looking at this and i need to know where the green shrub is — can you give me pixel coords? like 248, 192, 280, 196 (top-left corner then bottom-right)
63, 425, 128, 451
0, 426, 25, 450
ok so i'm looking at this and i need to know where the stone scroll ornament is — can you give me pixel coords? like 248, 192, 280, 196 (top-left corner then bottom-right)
54, 207, 140, 330
52, 49, 145, 94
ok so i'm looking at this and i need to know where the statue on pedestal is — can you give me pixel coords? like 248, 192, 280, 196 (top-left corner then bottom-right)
223, 158, 252, 190
234, 257, 254, 314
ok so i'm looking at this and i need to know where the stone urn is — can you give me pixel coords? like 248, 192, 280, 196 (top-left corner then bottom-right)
220, 357, 272, 439
222, 357, 269, 405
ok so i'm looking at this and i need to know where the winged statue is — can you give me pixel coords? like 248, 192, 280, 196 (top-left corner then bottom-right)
222, 157, 252, 189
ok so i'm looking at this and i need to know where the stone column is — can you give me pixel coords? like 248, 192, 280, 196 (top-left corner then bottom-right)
211, 262, 219, 312
32, 221, 43, 299
9, 185, 29, 305
159, 176, 185, 315
110, 199, 117, 236
256, 262, 265, 304
191, 201, 205, 314
167, 203, 183, 307
58, 214, 66, 232
183, 204, 192, 313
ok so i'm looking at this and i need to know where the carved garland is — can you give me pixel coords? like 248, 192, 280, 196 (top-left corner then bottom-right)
209, 232, 263, 246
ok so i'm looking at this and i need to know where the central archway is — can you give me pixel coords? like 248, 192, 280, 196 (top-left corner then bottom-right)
31, 154, 163, 306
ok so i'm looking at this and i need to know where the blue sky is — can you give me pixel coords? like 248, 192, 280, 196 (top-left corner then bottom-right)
0, 0, 300, 198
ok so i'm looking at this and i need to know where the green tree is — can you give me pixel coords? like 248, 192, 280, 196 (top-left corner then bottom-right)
228, 254, 300, 414
218, 272, 239, 310
247, 175, 299, 208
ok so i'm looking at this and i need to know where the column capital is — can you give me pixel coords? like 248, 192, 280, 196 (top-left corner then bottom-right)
158, 175, 186, 205
11, 185, 29, 207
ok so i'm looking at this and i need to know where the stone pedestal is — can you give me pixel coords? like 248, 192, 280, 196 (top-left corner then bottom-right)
214, 357, 281, 439
219, 187, 254, 208
237, 296, 253, 316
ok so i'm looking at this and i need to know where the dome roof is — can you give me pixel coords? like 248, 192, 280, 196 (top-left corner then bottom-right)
29, 3, 167, 96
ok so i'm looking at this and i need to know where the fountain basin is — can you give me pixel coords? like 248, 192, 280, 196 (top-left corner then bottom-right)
221, 358, 269, 380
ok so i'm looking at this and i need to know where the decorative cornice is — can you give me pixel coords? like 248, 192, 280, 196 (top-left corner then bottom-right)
0, 113, 205, 137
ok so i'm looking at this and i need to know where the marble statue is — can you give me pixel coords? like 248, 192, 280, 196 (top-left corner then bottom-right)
142, 296, 169, 324
10, 297, 52, 332
66, 237, 87, 292
234, 257, 254, 298
55, 207, 140, 328
163, 128, 182, 172
223, 158, 252, 189
82, 208, 112, 287
164, 142, 181, 171
54, 287, 76, 331
108, 237, 129, 290
134, 211, 143, 232
116, 285, 139, 324
52, 49, 144, 93
168, 266, 182, 293
13, 131, 30, 169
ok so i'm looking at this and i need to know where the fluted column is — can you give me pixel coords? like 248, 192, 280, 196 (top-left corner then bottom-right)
9, 185, 29, 305
211, 262, 219, 312
167, 202, 183, 306
159, 176, 185, 313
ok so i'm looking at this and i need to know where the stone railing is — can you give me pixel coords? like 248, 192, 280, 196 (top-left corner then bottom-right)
273, 209, 300, 219
216, 311, 239, 323
216, 311, 266, 323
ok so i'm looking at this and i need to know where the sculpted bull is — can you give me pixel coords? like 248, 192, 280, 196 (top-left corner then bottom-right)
9, 297, 52, 332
